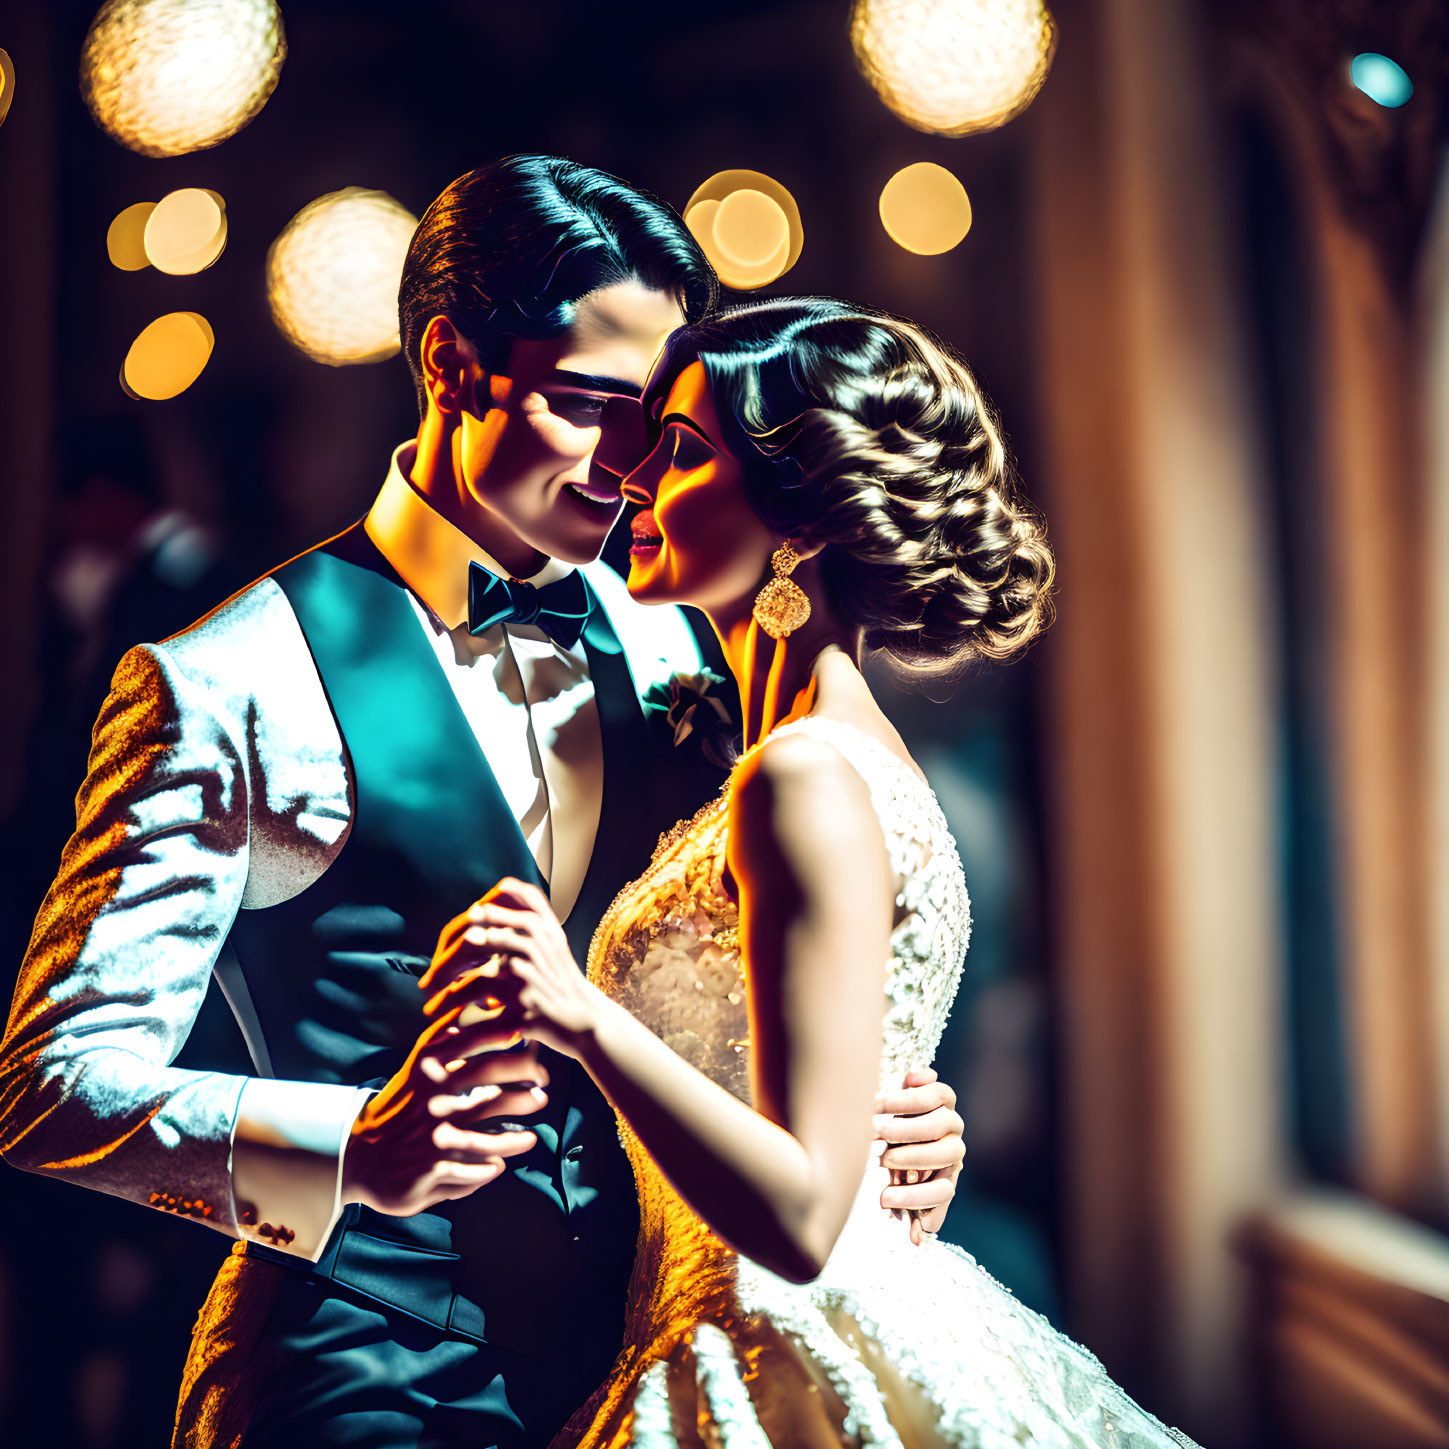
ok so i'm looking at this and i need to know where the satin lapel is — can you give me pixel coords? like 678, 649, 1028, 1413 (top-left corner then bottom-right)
273, 525, 546, 914
561, 577, 660, 963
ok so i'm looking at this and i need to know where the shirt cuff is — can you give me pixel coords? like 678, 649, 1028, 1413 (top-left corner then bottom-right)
229, 1079, 372, 1261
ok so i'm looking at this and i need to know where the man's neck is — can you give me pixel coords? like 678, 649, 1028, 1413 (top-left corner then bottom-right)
409, 412, 547, 579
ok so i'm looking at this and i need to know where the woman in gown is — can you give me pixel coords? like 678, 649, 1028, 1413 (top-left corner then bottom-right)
421, 299, 1200, 1447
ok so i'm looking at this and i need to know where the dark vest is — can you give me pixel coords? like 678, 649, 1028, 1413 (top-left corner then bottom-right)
231, 524, 725, 1372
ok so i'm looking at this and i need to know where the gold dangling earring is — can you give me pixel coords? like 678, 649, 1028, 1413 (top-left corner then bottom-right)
752, 540, 812, 640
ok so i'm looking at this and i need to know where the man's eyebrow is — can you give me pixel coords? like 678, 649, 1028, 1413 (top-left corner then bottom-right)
660, 412, 717, 446
551, 370, 642, 397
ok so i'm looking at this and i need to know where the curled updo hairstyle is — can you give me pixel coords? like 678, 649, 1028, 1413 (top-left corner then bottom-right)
642, 298, 1055, 679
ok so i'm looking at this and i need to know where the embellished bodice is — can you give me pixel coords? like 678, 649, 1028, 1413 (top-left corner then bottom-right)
568, 721, 1194, 1449
585, 716, 972, 1349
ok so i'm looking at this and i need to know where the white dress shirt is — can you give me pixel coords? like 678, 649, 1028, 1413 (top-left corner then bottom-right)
365, 443, 602, 919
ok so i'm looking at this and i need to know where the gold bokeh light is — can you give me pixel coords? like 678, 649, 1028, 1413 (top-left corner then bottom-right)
122, 311, 214, 400
683, 170, 802, 292
144, 188, 227, 275
107, 202, 156, 271
851, 0, 1057, 137
879, 162, 973, 255
80, 0, 286, 158
0, 49, 16, 130
267, 188, 419, 366
714, 190, 790, 269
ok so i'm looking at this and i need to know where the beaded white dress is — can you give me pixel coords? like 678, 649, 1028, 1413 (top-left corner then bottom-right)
557, 717, 1199, 1449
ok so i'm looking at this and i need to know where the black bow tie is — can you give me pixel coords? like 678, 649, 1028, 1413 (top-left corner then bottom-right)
466, 562, 592, 650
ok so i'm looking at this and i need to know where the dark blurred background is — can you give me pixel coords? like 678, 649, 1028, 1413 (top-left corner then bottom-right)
2, 1, 1447, 1445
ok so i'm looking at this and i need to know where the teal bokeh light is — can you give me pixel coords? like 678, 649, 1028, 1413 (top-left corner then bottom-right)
1349, 53, 1413, 109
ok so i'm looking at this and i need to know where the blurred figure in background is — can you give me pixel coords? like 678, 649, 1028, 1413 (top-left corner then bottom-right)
0, 415, 245, 1449
46, 417, 224, 755
3, 414, 232, 961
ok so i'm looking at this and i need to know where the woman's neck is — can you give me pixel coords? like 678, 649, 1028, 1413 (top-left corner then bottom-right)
708, 585, 858, 751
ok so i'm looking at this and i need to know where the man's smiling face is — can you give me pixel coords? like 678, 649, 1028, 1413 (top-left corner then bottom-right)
455, 278, 684, 570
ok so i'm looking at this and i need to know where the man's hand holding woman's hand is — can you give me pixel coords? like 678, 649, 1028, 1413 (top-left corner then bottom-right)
340, 1001, 549, 1218
410, 878, 968, 1248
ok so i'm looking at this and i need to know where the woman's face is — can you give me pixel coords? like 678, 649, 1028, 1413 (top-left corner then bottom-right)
623, 360, 776, 616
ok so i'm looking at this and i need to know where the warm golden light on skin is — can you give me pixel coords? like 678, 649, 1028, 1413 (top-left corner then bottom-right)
684, 170, 803, 292
627, 361, 774, 620
80, 0, 286, 158
143, 187, 227, 274
121, 311, 214, 400
0, 49, 16, 129
879, 162, 973, 255
106, 201, 156, 270
851, 0, 1057, 137
267, 187, 419, 366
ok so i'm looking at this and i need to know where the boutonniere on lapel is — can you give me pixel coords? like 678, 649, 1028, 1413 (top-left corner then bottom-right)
641, 669, 740, 770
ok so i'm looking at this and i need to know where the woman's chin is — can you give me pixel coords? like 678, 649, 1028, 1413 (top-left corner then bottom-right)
626, 555, 674, 604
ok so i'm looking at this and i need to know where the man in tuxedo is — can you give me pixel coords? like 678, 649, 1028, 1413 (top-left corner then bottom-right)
0, 156, 968, 1448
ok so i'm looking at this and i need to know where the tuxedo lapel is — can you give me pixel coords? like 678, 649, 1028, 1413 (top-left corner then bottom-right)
279, 527, 713, 965
561, 577, 727, 964
562, 577, 650, 962
275, 524, 545, 915
244, 524, 638, 1368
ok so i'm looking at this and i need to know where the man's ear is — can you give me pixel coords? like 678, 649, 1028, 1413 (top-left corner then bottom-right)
418, 315, 480, 415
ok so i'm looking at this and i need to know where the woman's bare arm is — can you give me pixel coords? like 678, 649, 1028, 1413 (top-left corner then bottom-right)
727, 731, 896, 1270
430, 733, 894, 1282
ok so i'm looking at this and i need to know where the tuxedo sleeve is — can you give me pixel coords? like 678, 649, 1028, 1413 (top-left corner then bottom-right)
0, 639, 362, 1259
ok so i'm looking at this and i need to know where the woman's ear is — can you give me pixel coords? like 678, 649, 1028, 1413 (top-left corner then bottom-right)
418, 315, 479, 415
788, 534, 826, 562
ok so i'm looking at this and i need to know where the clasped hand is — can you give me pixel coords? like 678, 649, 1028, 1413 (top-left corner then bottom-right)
418, 878, 966, 1247
340, 1005, 549, 1217
419, 877, 604, 1058
341, 881, 600, 1221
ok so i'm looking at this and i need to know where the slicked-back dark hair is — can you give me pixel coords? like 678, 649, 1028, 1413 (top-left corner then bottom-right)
398, 155, 718, 414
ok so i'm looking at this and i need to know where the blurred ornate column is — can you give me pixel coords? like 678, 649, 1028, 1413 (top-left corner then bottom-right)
1031, 0, 1285, 1438
1300, 106, 1436, 1215
0, 1, 55, 821
1219, 0, 1446, 1218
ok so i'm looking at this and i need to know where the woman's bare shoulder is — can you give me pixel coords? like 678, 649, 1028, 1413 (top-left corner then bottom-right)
728, 726, 886, 881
